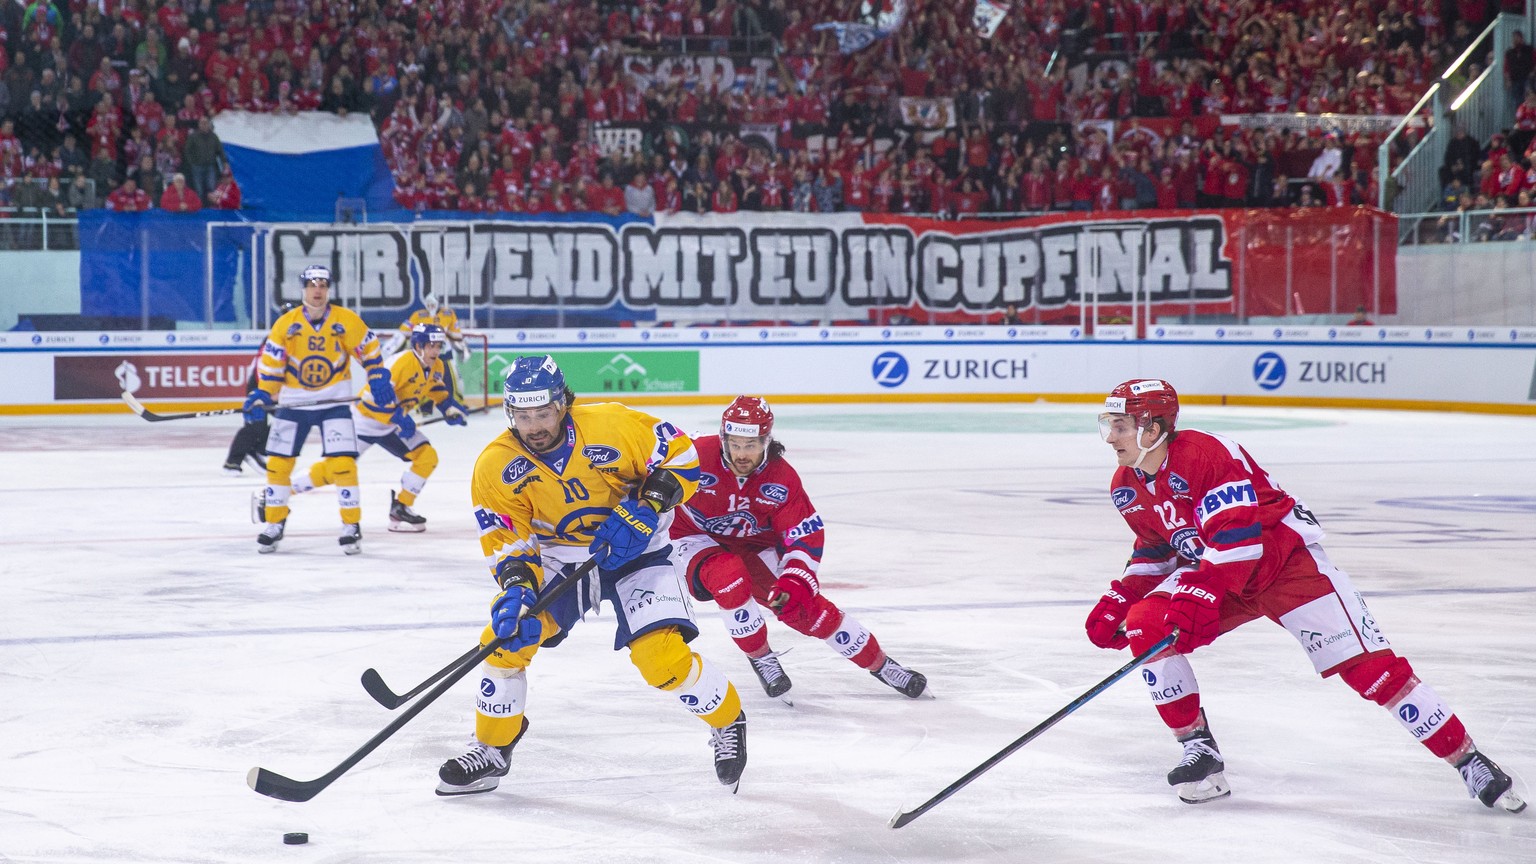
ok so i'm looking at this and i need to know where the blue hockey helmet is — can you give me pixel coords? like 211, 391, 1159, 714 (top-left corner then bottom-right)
503, 354, 568, 414
410, 322, 447, 350
300, 265, 332, 287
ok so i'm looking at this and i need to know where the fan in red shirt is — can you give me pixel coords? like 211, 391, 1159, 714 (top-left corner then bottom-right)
105, 178, 153, 212
160, 172, 203, 212
206, 168, 242, 210
670, 397, 929, 703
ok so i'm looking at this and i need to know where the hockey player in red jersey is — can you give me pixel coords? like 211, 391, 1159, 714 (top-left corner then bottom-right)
1086, 378, 1526, 812
669, 396, 928, 702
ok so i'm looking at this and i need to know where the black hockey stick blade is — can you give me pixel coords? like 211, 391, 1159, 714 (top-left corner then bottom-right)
889, 630, 1178, 829
121, 390, 358, 422
247, 554, 601, 802
360, 645, 480, 709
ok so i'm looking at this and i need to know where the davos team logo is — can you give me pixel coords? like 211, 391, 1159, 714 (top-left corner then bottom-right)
501, 456, 536, 484
872, 351, 909, 387
760, 483, 789, 504
1111, 486, 1138, 510
1253, 351, 1287, 390
581, 445, 620, 466
698, 472, 718, 489
1168, 473, 1190, 497
1142, 669, 1157, 686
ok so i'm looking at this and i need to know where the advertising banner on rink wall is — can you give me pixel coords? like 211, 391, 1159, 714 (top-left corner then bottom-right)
6, 325, 1532, 413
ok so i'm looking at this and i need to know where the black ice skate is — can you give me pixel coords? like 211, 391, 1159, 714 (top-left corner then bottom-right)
339, 522, 362, 555
748, 652, 793, 704
250, 489, 266, 524
870, 657, 929, 699
1168, 710, 1231, 804
436, 717, 529, 796
223, 460, 243, 476
710, 711, 748, 793
256, 520, 285, 554
1456, 750, 1527, 813
388, 491, 427, 533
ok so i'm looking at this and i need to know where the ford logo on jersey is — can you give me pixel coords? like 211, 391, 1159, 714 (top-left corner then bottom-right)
698, 472, 718, 489
1169, 473, 1190, 496
501, 457, 536, 484
760, 483, 789, 503
1111, 486, 1138, 509
582, 445, 620, 466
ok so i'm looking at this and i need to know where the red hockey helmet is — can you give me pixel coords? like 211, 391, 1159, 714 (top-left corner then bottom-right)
1103, 379, 1179, 432
721, 395, 774, 439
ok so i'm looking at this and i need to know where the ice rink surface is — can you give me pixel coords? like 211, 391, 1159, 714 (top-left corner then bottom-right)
1, 401, 1532, 863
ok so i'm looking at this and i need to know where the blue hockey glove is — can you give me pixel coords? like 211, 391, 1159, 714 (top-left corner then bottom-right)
440, 397, 468, 426
391, 408, 417, 439
490, 584, 541, 651
588, 498, 660, 570
367, 367, 396, 408
243, 389, 274, 423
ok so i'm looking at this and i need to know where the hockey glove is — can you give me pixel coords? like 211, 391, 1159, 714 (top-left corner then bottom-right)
588, 498, 659, 570
767, 567, 816, 620
440, 397, 468, 426
1165, 570, 1226, 654
490, 584, 542, 651
367, 367, 397, 408
1085, 579, 1147, 650
243, 389, 274, 424
390, 408, 417, 439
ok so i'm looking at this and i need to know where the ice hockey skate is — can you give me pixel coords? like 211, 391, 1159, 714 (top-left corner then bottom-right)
388, 491, 427, 532
250, 489, 266, 524
710, 711, 748, 793
1456, 750, 1527, 813
436, 718, 529, 796
339, 522, 362, 554
871, 657, 929, 699
1168, 710, 1231, 803
748, 651, 793, 704
255, 520, 285, 554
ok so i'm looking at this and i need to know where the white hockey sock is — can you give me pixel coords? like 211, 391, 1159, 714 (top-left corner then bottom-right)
401, 469, 428, 498
475, 666, 528, 721
673, 656, 732, 719
1141, 654, 1200, 708
1389, 682, 1453, 743
338, 484, 360, 512
264, 484, 292, 507
723, 599, 766, 644
825, 614, 873, 660
289, 476, 314, 494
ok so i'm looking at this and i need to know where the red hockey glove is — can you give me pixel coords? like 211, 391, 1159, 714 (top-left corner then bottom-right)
1165, 571, 1226, 653
766, 566, 816, 620
1084, 579, 1147, 650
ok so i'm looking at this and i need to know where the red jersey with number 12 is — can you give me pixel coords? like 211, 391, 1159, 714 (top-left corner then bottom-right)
669, 434, 826, 586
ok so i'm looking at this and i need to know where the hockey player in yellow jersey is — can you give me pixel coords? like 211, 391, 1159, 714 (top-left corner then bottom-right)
437, 354, 748, 796
245, 265, 397, 555
384, 293, 466, 402
281, 323, 468, 532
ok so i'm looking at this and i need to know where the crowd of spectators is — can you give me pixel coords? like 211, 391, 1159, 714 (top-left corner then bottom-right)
0, 0, 1514, 230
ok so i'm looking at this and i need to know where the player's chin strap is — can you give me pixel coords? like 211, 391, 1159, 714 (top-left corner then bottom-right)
1132, 424, 1168, 472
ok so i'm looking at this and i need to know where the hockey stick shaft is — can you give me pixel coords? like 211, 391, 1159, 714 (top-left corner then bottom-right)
120, 390, 357, 422
889, 630, 1178, 829
418, 403, 495, 427
248, 554, 600, 802
360, 644, 480, 709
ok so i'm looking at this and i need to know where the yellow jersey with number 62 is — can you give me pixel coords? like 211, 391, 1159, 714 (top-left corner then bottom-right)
257, 304, 384, 406
470, 402, 700, 587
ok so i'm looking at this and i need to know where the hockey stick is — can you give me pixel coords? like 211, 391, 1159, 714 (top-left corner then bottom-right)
120, 390, 357, 422
360, 644, 480, 709
248, 554, 600, 802
889, 630, 1178, 829
418, 403, 496, 427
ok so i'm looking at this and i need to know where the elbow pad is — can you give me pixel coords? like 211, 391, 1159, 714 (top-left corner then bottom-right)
495, 559, 538, 591
638, 469, 685, 513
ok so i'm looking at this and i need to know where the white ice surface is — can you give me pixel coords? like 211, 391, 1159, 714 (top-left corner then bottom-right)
1, 403, 1532, 863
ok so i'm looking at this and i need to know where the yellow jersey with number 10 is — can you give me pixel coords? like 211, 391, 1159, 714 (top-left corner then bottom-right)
470, 402, 701, 588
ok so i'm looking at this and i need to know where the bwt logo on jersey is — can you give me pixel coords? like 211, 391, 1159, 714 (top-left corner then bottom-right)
473, 508, 505, 533
872, 351, 909, 387
759, 483, 789, 504
1112, 486, 1138, 510
1253, 351, 1287, 390
786, 514, 824, 541
502, 457, 536, 484
581, 445, 620, 466
1196, 480, 1257, 521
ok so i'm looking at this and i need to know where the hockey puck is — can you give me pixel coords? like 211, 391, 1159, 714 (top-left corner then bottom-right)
282, 832, 309, 845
